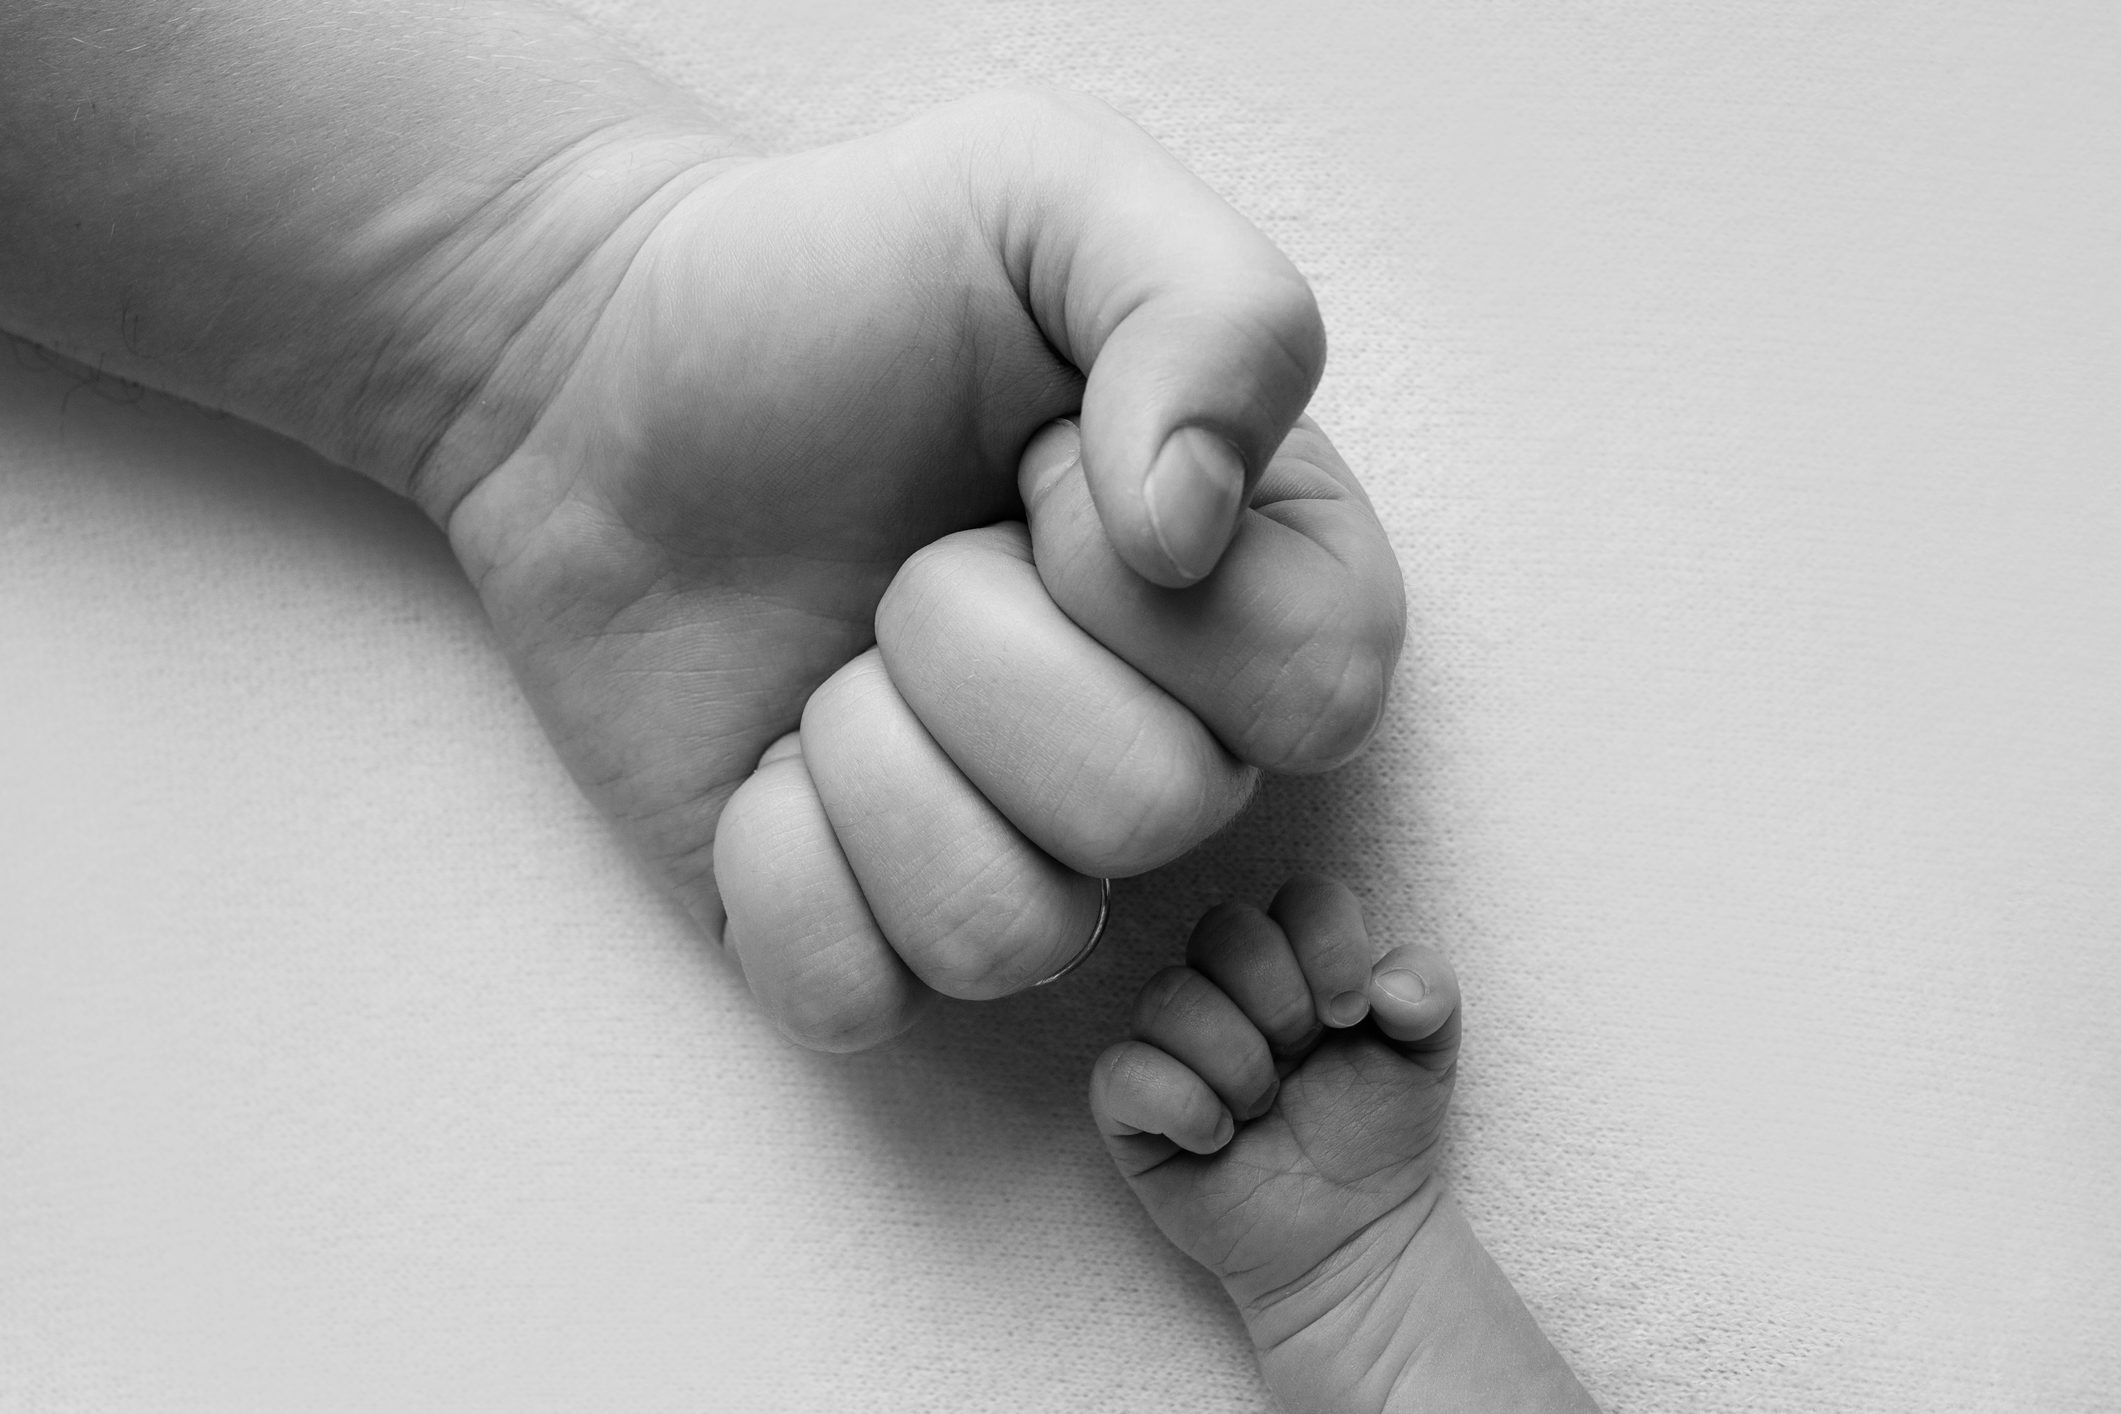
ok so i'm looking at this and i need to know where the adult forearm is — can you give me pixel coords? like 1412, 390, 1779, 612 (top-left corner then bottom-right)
0, 0, 743, 515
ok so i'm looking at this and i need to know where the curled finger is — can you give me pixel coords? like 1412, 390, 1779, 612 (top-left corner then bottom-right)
1090, 1039, 1234, 1159
712, 733, 934, 1052
1182, 902, 1319, 1059
1130, 966, 1280, 1122
802, 649, 1107, 998
1269, 874, 1379, 1032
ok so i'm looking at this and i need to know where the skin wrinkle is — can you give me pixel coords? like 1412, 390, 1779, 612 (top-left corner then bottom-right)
445, 140, 1025, 553
805, 671, 1094, 990
1049, 688, 1230, 870
613, 514, 911, 584
996, 96, 1159, 371
906, 846, 1053, 944
1243, 1184, 1438, 1335
341, 120, 613, 475
1255, 499, 1392, 588
563, 578, 880, 650
1254, 1250, 1401, 1361
492, 493, 893, 705
1224, 1181, 1313, 1284
1222, 587, 1362, 764
1250, 279, 1331, 401
1025, 448, 1396, 773
886, 526, 1253, 873
848, 791, 1046, 931
1155, 283, 1324, 454
982, 91, 1091, 337
643, 821, 726, 906
875, 193, 1034, 466
1262, 644, 1383, 771
116, 13, 707, 495
1275, 1234, 1441, 1412
779, 938, 896, 1044
403, 138, 743, 516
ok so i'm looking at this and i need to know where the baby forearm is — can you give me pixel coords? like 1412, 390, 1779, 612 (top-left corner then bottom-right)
1378, 1192, 1596, 1413
0, 0, 740, 514
1245, 1185, 1597, 1414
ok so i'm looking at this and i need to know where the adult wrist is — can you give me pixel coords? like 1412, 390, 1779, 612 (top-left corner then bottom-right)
377, 121, 753, 526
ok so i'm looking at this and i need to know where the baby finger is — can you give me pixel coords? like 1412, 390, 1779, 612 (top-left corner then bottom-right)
1270, 874, 1378, 1031
1091, 1039, 1235, 1156
1366, 943, 1462, 1065
1183, 902, 1320, 1059
1130, 966, 1280, 1121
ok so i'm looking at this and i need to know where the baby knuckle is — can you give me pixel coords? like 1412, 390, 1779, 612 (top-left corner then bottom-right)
1130, 966, 1202, 1036
1107, 1040, 1171, 1099
1258, 992, 1321, 1047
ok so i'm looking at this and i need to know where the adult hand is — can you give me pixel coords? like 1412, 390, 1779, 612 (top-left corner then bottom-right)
446, 91, 1405, 1049
3, 4, 1402, 1050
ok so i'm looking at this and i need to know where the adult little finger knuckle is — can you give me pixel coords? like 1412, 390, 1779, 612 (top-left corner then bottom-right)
900, 911, 1059, 1000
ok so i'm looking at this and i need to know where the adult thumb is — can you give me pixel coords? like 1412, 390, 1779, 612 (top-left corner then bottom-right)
991, 91, 1328, 587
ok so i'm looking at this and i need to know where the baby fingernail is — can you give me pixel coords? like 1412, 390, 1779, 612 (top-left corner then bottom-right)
1375, 969, 1427, 1005
1209, 1110, 1235, 1149
1144, 427, 1246, 583
1247, 1076, 1281, 1119
1325, 991, 1370, 1028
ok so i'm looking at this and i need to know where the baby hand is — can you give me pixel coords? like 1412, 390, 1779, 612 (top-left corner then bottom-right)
1092, 877, 1595, 1413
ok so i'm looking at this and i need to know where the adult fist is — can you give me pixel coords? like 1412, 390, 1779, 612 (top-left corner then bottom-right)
446, 90, 1405, 1049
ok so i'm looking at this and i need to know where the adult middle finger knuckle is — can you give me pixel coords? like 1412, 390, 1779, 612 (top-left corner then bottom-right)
891, 855, 1080, 1000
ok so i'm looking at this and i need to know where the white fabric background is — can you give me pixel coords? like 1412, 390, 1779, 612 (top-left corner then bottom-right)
3, 3, 2116, 1409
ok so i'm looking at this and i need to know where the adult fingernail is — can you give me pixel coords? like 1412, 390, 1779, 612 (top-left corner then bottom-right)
1019, 420, 1081, 504
1375, 969, 1427, 1006
1144, 427, 1246, 583
1325, 991, 1370, 1028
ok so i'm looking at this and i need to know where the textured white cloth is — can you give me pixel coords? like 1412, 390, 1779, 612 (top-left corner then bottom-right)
3, 3, 2116, 1409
